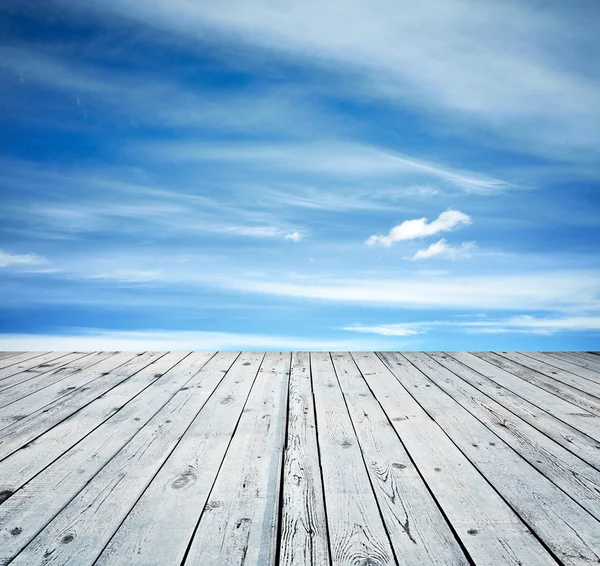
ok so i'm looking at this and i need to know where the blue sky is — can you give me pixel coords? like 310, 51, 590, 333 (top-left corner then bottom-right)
1, 0, 599, 350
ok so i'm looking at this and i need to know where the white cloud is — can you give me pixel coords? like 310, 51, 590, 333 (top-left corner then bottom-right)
63, 0, 600, 159
284, 232, 303, 242
410, 238, 475, 261
343, 315, 600, 337
221, 270, 600, 311
0, 250, 43, 268
367, 210, 471, 246
343, 324, 421, 337
140, 141, 514, 194
0, 329, 398, 351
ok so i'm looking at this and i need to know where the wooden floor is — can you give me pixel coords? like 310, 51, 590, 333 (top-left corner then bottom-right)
0, 352, 599, 565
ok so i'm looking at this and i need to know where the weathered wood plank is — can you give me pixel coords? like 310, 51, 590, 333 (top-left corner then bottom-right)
0, 352, 156, 453
531, 352, 600, 384
475, 352, 600, 415
0, 352, 51, 377
501, 352, 600, 395
332, 352, 468, 565
93, 353, 268, 566
0, 352, 91, 396
569, 352, 600, 366
353, 352, 556, 565
0, 351, 116, 411
406, 352, 600, 521
0, 352, 77, 385
0, 353, 193, 494
0, 352, 20, 361
380, 352, 600, 565
183, 352, 289, 566
6, 352, 235, 566
450, 352, 600, 441
310, 352, 396, 566
0, 352, 217, 565
279, 352, 330, 566
428, 352, 600, 471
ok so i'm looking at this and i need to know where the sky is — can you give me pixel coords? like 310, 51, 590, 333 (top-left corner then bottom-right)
1, 0, 599, 351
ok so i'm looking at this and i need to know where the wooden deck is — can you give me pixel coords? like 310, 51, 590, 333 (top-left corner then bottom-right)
0, 351, 599, 565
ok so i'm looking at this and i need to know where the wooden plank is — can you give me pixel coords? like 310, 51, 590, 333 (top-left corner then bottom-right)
182, 352, 290, 566
307, 352, 396, 566
475, 352, 600, 415
428, 352, 600, 472
0, 352, 49, 375
6, 352, 237, 566
0, 353, 194, 493
353, 352, 556, 566
380, 352, 600, 565
0, 352, 150, 445
0, 352, 76, 383
0, 352, 19, 361
406, 352, 600, 521
501, 352, 600, 395
93, 352, 266, 566
279, 352, 330, 566
331, 352, 468, 565
0, 351, 218, 565
450, 352, 600, 440
534, 352, 600, 382
0, 351, 115, 410
570, 352, 600, 366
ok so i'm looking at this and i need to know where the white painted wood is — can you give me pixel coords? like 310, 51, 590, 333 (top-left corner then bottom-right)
428, 352, 600, 471
502, 352, 600, 395
0, 353, 193, 493
569, 352, 600, 366
450, 352, 600, 440
183, 352, 290, 566
0, 352, 149, 446
407, 352, 600, 521
0, 352, 113, 410
475, 352, 600, 415
0, 352, 19, 361
332, 352, 468, 565
279, 352, 330, 566
0, 352, 91, 395
307, 352, 396, 566
354, 352, 557, 566
0, 352, 49, 376
0, 352, 77, 384
529, 352, 600, 384
0, 352, 222, 565
93, 352, 265, 566
380, 352, 600, 565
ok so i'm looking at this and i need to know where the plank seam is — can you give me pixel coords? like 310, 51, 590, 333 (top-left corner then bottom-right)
384, 353, 564, 566
308, 352, 334, 566
413, 354, 600, 522
445, 352, 600, 450
352, 352, 476, 566
273, 352, 292, 566
3, 352, 196, 564
178, 352, 266, 566
329, 352, 400, 566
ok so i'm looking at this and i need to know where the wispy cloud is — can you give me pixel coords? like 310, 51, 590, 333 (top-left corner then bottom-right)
0, 328, 399, 351
344, 314, 600, 337
0, 250, 44, 268
64, 0, 600, 159
410, 238, 475, 261
139, 141, 514, 194
367, 210, 471, 246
